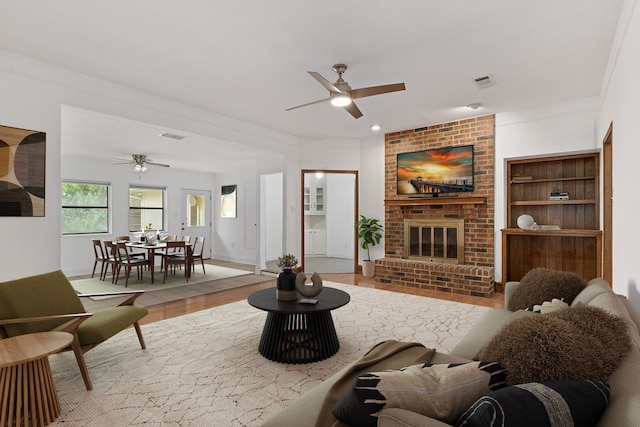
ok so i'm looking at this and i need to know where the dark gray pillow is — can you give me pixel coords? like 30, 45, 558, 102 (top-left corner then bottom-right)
455, 380, 610, 427
508, 268, 587, 311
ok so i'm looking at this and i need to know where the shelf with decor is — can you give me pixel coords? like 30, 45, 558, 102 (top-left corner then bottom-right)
503, 152, 601, 283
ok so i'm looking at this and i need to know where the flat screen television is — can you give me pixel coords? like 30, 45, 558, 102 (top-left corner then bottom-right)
396, 145, 474, 195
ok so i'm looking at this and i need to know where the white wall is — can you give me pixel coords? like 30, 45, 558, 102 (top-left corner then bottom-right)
494, 99, 600, 283
358, 135, 386, 263
263, 173, 283, 263
325, 173, 355, 259
213, 169, 259, 265
597, 0, 640, 301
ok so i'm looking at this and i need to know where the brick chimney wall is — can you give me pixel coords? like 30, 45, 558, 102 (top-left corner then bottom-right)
377, 115, 495, 296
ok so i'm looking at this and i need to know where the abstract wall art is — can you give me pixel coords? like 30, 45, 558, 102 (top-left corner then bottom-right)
0, 124, 46, 217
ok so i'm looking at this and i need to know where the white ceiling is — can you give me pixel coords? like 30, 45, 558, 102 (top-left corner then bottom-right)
0, 1, 625, 172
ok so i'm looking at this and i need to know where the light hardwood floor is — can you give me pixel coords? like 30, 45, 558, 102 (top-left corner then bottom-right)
137, 265, 504, 326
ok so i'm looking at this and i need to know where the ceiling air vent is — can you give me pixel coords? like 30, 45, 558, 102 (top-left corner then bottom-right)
159, 132, 186, 140
473, 74, 496, 89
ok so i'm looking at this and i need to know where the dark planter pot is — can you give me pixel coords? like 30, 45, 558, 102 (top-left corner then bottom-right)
276, 268, 298, 301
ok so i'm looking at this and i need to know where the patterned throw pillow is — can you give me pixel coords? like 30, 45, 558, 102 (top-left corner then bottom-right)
332, 361, 507, 427
455, 380, 610, 427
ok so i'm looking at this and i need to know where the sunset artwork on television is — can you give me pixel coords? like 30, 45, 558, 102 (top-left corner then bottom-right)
396, 145, 474, 195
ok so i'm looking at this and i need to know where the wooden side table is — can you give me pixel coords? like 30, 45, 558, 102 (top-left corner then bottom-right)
0, 332, 74, 427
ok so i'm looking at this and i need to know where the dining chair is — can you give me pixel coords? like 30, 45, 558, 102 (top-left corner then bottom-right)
116, 235, 146, 259
115, 242, 152, 287
180, 236, 191, 248
162, 241, 190, 283
155, 234, 178, 270
102, 241, 120, 283
191, 236, 206, 274
91, 239, 108, 280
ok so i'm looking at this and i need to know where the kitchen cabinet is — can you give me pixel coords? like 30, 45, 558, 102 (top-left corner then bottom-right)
304, 229, 326, 255
304, 175, 325, 215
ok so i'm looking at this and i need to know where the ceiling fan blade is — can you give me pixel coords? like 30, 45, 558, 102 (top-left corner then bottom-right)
285, 97, 331, 111
308, 71, 342, 94
113, 161, 133, 165
350, 83, 406, 100
148, 161, 170, 168
344, 101, 363, 119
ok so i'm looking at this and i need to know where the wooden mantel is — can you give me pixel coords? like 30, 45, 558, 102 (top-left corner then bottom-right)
384, 197, 486, 207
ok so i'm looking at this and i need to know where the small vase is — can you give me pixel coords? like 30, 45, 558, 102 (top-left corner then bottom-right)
276, 268, 298, 301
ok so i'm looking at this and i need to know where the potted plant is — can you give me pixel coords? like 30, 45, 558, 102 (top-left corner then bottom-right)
276, 253, 299, 301
356, 215, 384, 278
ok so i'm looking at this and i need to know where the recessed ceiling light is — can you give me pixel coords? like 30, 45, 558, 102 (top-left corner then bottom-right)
371, 124, 381, 131
466, 103, 482, 110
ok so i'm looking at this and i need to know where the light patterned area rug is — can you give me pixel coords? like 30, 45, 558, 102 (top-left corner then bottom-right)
71, 265, 252, 299
50, 282, 489, 426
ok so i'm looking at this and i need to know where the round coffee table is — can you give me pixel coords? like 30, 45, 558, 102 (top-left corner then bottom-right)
0, 331, 74, 427
248, 287, 350, 363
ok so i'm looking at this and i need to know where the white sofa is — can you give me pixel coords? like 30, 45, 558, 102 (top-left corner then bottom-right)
263, 278, 640, 427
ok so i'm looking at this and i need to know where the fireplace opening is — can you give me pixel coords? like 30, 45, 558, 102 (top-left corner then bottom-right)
404, 219, 465, 264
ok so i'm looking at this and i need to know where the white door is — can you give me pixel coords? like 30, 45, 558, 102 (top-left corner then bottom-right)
244, 181, 257, 249
180, 189, 212, 259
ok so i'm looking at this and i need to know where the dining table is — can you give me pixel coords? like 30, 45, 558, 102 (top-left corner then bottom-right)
125, 241, 192, 284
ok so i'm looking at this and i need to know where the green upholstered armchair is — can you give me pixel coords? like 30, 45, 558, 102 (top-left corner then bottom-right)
0, 270, 148, 390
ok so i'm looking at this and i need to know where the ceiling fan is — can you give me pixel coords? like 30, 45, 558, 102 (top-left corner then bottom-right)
113, 154, 170, 173
286, 64, 406, 119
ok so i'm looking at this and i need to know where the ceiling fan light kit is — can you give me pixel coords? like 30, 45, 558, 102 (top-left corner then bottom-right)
286, 63, 405, 119
113, 154, 170, 175
330, 94, 352, 107
132, 163, 148, 173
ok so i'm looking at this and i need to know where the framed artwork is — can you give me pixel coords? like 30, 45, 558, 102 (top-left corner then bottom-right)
221, 184, 237, 218
0, 124, 46, 217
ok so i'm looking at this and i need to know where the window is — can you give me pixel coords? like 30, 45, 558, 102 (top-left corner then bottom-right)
61, 182, 109, 234
187, 194, 206, 226
129, 187, 165, 232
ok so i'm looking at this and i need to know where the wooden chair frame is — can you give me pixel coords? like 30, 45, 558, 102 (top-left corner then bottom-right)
91, 239, 108, 280
115, 242, 152, 287
191, 236, 206, 274
0, 291, 146, 391
162, 241, 191, 283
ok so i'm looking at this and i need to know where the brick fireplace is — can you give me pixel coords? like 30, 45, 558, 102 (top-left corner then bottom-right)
376, 115, 495, 296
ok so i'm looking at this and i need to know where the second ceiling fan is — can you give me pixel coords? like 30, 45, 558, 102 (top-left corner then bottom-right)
286, 64, 406, 119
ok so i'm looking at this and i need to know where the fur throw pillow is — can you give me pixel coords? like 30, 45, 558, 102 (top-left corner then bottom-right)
481, 305, 631, 386
548, 305, 632, 369
508, 268, 588, 311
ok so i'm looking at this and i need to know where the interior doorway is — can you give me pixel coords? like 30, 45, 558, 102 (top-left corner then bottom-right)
301, 170, 358, 273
